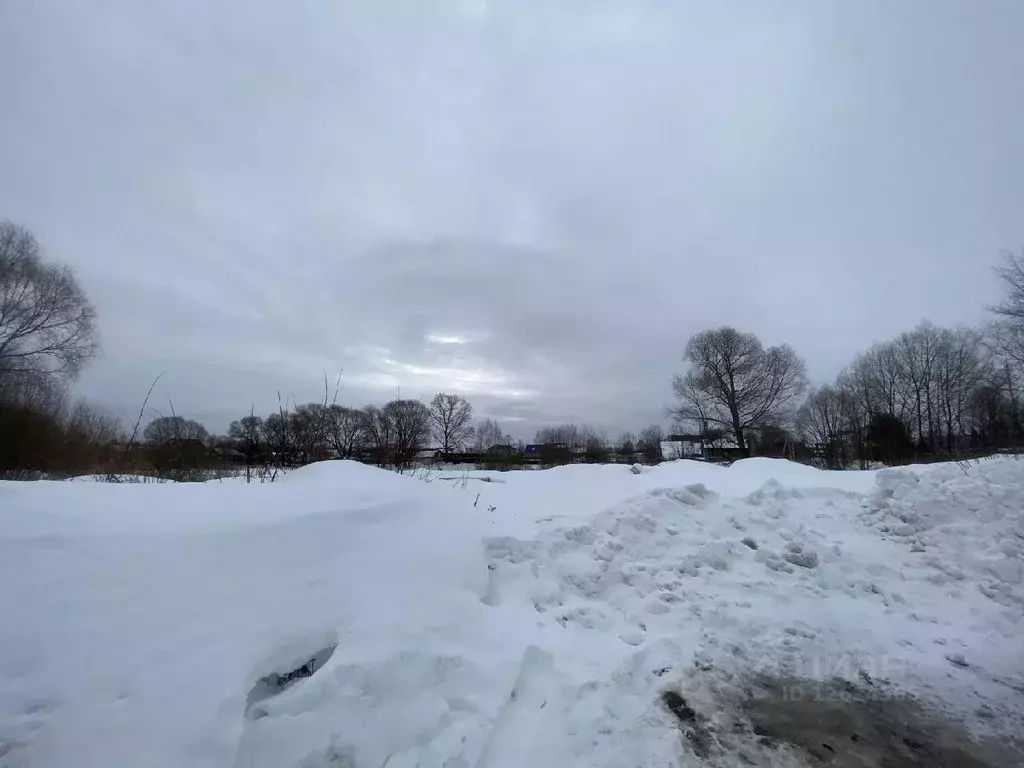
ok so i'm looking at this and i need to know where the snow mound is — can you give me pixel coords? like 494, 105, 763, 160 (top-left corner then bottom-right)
275, 458, 412, 487
652, 457, 880, 496
0, 464, 490, 768
864, 457, 1024, 609
2, 457, 1022, 767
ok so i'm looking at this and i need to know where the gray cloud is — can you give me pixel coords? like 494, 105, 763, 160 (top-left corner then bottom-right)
1, 0, 1021, 437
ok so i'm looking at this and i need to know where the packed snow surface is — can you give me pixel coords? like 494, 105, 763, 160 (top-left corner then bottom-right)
1, 457, 1022, 767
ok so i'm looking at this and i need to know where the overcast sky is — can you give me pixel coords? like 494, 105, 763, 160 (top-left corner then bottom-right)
2, 1, 1022, 437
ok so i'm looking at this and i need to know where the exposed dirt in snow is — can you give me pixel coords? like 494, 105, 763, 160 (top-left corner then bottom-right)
661, 672, 1024, 767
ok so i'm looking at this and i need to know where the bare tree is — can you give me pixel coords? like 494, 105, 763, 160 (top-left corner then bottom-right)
985, 252, 1024, 444
327, 404, 366, 459
66, 399, 122, 446
62, 399, 123, 473
383, 399, 431, 467
230, 415, 264, 450
672, 327, 808, 455
894, 321, 941, 451
0, 366, 67, 413
361, 401, 431, 468
143, 415, 208, 444
291, 402, 333, 462
991, 251, 1024, 321
933, 326, 987, 453
837, 362, 875, 468
362, 405, 394, 466
616, 431, 636, 457
965, 377, 1016, 448
582, 429, 610, 463
636, 424, 663, 463
856, 342, 909, 424
844, 339, 941, 466
229, 413, 264, 464
429, 392, 474, 454
535, 424, 583, 450
261, 408, 293, 464
796, 386, 846, 468
0, 221, 98, 386
0, 379, 125, 475
802, 317, 998, 467
671, 371, 714, 438
474, 417, 505, 451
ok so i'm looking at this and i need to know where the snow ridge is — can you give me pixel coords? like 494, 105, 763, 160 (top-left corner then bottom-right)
1, 457, 1022, 767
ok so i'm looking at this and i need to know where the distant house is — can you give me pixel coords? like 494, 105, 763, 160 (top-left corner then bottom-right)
661, 434, 703, 460
487, 444, 518, 455
661, 433, 744, 462
704, 437, 744, 462
411, 448, 443, 465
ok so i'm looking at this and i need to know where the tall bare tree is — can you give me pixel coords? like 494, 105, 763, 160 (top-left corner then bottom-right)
582, 429, 610, 463
228, 413, 264, 461
933, 326, 987, 452
837, 359, 879, 468
291, 402, 334, 462
894, 321, 941, 450
362, 400, 431, 467
616, 431, 636, 457
535, 424, 583, 450
991, 251, 1024, 322
851, 342, 908, 423
636, 424, 664, 463
429, 392, 474, 454
966, 378, 1016, 448
327, 404, 366, 459
671, 371, 714, 438
474, 417, 505, 451
796, 385, 846, 468
801, 316, 998, 466
66, 400, 122, 446
672, 327, 808, 455
0, 221, 98, 386
383, 399, 431, 467
986, 252, 1024, 443
362, 405, 394, 466
261, 410, 293, 463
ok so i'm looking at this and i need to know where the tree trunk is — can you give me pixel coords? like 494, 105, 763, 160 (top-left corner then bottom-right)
915, 391, 924, 453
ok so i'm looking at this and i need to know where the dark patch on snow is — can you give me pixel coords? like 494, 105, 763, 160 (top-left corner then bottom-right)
732, 674, 1018, 766
661, 690, 696, 723
246, 644, 337, 719
660, 672, 1021, 766
661, 690, 716, 758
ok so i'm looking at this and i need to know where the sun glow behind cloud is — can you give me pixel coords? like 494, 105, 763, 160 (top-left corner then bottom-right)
426, 334, 468, 345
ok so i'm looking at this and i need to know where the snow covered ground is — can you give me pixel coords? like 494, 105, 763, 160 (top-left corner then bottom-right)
1, 457, 1021, 767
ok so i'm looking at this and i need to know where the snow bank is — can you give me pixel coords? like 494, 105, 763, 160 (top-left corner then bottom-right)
1, 457, 1021, 767
440, 457, 880, 538
0, 462, 491, 768
865, 458, 1024, 609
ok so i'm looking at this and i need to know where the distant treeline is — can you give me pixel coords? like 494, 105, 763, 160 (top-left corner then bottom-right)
3, 216, 1023, 480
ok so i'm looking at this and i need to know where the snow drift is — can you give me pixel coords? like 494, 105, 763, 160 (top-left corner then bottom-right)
0, 457, 1021, 767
